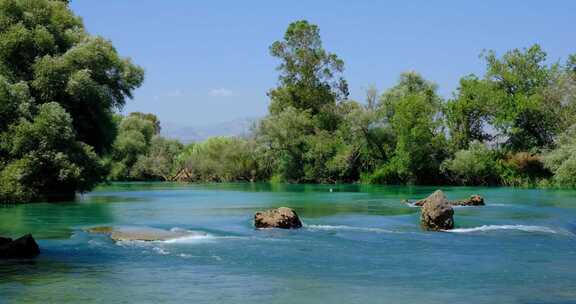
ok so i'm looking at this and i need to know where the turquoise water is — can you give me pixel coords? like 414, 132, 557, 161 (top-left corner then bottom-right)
1, 183, 576, 303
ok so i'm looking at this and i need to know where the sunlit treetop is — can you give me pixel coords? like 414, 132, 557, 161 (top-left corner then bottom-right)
0, 0, 144, 153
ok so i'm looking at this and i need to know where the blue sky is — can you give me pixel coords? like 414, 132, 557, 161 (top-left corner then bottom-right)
71, 0, 575, 126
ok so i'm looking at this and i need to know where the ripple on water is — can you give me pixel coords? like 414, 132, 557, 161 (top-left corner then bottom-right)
446, 224, 571, 236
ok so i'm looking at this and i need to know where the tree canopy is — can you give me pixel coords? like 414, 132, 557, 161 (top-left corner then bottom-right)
0, 0, 143, 203
3, 13, 576, 203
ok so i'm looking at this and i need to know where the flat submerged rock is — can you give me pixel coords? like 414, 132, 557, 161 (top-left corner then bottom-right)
85, 226, 203, 242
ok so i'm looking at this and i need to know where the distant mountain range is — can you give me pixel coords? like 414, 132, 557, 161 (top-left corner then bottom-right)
161, 117, 260, 143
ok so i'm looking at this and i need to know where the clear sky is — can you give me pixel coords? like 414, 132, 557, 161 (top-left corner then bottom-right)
70, 0, 575, 126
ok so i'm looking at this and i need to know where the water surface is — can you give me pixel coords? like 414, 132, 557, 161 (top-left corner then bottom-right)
1, 183, 576, 303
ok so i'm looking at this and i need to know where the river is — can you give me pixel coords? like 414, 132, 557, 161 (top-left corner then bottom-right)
1, 183, 575, 303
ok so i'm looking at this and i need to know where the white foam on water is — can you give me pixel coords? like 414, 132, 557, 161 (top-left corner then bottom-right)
152, 246, 169, 255
403, 202, 420, 208
306, 224, 394, 234
447, 225, 560, 235
163, 227, 248, 244
162, 234, 217, 244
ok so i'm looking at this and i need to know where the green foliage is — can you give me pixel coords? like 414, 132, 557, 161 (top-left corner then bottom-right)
0, 0, 142, 203
177, 137, 263, 182
256, 107, 313, 182
491, 152, 548, 187
108, 113, 158, 180
268, 20, 348, 118
131, 136, 183, 181
544, 126, 576, 187
441, 141, 501, 185
336, 100, 395, 176
0, 76, 33, 136
3, 10, 575, 194
0, 0, 143, 153
32, 36, 144, 153
445, 75, 494, 151
368, 73, 447, 184
0, 103, 104, 203
378, 71, 440, 120
128, 112, 161, 134
483, 45, 562, 150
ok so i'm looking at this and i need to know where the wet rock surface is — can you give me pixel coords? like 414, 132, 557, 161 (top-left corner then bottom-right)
419, 190, 455, 231
408, 191, 485, 207
254, 207, 303, 229
0, 234, 40, 258
86, 226, 205, 242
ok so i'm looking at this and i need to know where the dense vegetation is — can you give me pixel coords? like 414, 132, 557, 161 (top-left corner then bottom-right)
1, 2, 575, 204
0, 0, 143, 203
142, 20, 575, 188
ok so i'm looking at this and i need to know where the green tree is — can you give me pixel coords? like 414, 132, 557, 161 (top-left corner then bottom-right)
441, 141, 501, 185
108, 113, 158, 180
0, 0, 143, 202
337, 99, 394, 176
257, 107, 314, 182
483, 45, 560, 150
378, 71, 440, 121
544, 126, 576, 187
131, 136, 183, 181
1, 0, 143, 153
268, 20, 348, 121
257, 20, 357, 183
445, 75, 494, 150
390, 94, 447, 184
0, 103, 104, 203
129, 112, 161, 134
367, 72, 446, 184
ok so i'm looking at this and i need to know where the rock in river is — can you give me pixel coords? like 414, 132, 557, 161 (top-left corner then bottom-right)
254, 207, 303, 229
419, 190, 455, 231
451, 195, 485, 206
0, 234, 40, 258
410, 191, 484, 207
86, 226, 206, 242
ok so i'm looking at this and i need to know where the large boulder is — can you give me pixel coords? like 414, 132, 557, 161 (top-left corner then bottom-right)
254, 207, 302, 229
0, 237, 11, 246
419, 190, 455, 231
0, 234, 40, 258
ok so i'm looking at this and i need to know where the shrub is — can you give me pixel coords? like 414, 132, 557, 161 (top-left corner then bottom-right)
361, 161, 402, 185
131, 136, 183, 181
544, 126, 576, 187
497, 152, 550, 187
176, 137, 264, 182
440, 141, 500, 185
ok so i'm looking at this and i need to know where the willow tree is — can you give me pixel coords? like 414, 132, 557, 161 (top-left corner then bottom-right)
0, 0, 143, 202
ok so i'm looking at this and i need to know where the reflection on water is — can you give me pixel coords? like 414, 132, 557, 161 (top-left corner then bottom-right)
1, 183, 576, 303
0, 200, 117, 239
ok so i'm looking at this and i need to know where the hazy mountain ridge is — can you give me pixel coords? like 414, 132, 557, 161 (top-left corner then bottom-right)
161, 117, 259, 143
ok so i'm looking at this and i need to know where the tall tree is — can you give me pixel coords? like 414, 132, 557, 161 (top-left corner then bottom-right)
0, 0, 143, 202
0, 0, 144, 154
108, 113, 158, 180
483, 45, 558, 150
369, 72, 447, 184
268, 20, 349, 118
445, 75, 494, 150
